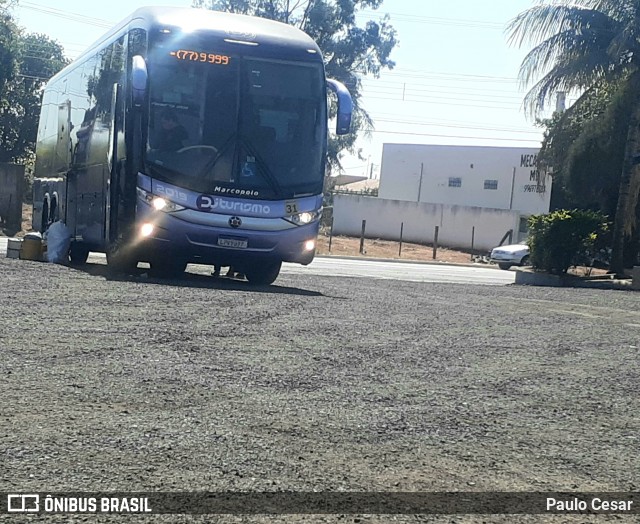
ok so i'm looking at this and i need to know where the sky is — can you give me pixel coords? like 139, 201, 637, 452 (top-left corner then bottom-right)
10, 0, 549, 177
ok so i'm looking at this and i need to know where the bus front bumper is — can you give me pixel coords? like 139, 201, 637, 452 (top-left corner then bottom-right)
134, 204, 319, 267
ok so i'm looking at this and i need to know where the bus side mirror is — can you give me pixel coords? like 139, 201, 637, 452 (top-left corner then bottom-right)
131, 55, 148, 108
327, 79, 352, 135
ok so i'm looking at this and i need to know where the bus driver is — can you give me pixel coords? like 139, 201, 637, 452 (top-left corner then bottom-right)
153, 109, 188, 151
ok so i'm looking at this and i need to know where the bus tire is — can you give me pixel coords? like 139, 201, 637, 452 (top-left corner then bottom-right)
50, 193, 60, 223
40, 198, 50, 233
69, 243, 90, 265
150, 258, 187, 278
106, 247, 138, 274
245, 261, 281, 285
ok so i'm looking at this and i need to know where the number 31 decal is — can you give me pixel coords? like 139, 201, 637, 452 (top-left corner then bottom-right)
285, 201, 299, 215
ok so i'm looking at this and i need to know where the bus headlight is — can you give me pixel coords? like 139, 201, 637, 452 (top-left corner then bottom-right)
140, 223, 155, 237
286, 209, 321, 225
137, 188, 185, 213
304, 239, 316, 251
152, 197, 168, 210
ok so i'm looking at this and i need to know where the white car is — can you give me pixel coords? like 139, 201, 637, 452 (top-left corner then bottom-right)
490, 243, 530, 270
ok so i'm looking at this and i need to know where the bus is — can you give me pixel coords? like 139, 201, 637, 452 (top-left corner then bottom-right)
32, 6, 352, 284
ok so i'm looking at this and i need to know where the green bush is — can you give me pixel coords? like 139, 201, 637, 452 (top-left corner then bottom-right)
528, 210, 609, 274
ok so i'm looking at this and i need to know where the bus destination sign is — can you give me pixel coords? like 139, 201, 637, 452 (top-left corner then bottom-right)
170, 50, 230, 65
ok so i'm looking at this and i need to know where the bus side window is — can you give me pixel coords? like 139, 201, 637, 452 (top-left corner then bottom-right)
93, 37, 125, 125
128, 28, 147, 58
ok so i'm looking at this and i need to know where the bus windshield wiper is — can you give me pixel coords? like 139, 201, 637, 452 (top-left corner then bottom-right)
240, 137, 282, 196
197, 133, 237, 180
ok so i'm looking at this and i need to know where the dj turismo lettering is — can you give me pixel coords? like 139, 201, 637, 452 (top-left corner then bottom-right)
196, 195, 272, 215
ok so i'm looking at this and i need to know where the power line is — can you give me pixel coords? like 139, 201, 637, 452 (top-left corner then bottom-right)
364, 94, 523, 111
16, 73, 49, 80
372, 129, 540, 143
22, 43, 84, 56
357, 9, 505, 30
16, 1, 114, 28
21, 55, 65, 62
363, 87, 523, 105
380, 68, 518, 83
370, 110, 537, 131
371, 118, 540, 135
13, 1, 534, 133
15, 3, 520, 87
362, 79, 524, 99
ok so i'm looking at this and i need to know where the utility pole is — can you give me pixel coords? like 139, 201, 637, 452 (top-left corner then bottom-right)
509, 167, 516, 210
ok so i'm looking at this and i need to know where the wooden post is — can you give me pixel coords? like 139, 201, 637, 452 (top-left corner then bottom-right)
359, 219, 366, 255
399, 222, 404, 257
432, 225, 439, 260
471, 226, 475, 261
328, 217, 334, 253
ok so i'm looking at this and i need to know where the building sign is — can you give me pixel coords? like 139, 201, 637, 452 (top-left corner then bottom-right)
521, 154, 547, 194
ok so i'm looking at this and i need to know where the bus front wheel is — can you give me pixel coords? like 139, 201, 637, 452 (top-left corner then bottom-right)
106, 246, 138, 274
245, 261, 281, 286
150, 258, 187, 279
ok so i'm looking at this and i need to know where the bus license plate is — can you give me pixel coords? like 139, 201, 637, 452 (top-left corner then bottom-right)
217, 237, 248, 249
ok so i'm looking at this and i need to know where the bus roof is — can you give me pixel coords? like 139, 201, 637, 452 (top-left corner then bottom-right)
77, 6, 322, 62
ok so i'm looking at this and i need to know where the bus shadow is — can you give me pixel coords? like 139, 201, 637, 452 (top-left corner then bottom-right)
72, 262, 325, 297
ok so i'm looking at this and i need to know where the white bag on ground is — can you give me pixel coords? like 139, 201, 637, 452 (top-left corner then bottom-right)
46, 221, 71, 264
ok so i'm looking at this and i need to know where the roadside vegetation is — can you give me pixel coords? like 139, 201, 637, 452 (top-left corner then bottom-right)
508, 0, 640, 275
0, 0, 67, 197
527, 209, 609, 275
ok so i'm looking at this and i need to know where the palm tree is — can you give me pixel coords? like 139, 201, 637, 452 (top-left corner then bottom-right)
507, 0, 640, 275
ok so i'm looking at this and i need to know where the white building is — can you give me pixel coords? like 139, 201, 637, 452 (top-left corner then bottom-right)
332, 144, 553, 251
379, 144, 551, 216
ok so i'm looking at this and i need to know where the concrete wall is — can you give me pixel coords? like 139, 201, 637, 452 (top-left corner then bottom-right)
378, 144, 551, 216
0, 163, 25, 230
333, 194, 520, 251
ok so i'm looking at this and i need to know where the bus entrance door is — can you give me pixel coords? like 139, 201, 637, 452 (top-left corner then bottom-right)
106, 83, 122, 245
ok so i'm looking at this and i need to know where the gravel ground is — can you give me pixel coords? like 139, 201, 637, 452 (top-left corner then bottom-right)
1, 256, 639, 524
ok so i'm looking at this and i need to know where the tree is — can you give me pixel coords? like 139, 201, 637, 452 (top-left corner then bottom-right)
0, 1, 20, 108
507, 0, 640, 274
0, 32, 67, 163
537, 80, 632, 218
192, 0, 397, 172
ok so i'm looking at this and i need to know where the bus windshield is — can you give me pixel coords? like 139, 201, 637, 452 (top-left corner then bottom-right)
145, 48, 326, 199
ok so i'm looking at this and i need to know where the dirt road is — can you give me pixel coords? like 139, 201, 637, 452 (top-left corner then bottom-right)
1, 257, 638, 523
